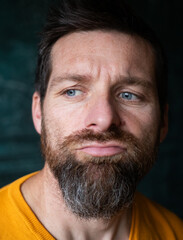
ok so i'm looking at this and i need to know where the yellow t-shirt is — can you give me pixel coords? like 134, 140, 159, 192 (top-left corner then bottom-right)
0, 172, 182, 239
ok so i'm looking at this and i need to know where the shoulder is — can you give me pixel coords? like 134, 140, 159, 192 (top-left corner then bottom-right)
132, 192, 183, 239
0, 172, 38, 200
0, 172, 38, 213
0, 173, 38, 238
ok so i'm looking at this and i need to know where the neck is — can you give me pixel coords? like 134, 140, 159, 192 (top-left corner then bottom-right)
21, 164, 132, 240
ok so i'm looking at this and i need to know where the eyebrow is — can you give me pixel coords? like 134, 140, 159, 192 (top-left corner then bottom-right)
49, 73, 154, 91
115, 76, 154, 90
49, 74, 92, 90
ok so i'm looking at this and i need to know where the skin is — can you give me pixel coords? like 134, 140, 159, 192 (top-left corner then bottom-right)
22, 30, 168, 240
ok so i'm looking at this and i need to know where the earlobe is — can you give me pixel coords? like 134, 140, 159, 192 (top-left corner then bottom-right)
32, 92, 42, 134
160, 104, 169, 143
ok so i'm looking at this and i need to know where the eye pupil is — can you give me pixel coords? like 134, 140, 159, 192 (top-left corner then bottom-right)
122, 92, 132, 99
67, 89, 75, 96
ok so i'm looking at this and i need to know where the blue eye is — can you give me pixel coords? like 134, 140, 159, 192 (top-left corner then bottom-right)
65, 89, 82, 97
120, 92, 138, 100
66, 89, 76, 96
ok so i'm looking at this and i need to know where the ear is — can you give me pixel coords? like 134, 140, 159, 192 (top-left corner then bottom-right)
32, 92, 42, 135
160, 104, 169, 143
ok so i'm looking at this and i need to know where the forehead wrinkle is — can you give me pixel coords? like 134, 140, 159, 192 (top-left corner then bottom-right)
49, 55, 110, 90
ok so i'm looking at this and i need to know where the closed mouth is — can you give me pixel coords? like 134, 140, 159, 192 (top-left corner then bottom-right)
77, 142, 126, 157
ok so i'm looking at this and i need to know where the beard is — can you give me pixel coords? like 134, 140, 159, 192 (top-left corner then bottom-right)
41, 122, 159, 220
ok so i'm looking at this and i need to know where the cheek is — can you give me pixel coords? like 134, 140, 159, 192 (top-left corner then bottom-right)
44, 102, 86, 138
121, 106, 160, 140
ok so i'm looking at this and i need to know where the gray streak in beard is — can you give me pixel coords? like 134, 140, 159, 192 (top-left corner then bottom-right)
55, 157, 138, 219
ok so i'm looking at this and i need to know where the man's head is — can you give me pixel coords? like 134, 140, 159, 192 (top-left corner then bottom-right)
32, 0, 168, 220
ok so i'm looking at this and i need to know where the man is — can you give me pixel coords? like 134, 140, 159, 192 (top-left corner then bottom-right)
0, 0, 182, 239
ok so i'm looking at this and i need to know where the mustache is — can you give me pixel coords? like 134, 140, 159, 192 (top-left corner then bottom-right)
60, 125, 140, 147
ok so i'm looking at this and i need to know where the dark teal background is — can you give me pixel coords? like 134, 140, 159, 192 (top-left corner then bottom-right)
0, 0, 182, 218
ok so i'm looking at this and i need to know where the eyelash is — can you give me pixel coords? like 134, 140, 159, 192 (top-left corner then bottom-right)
119, 92, 139, 101
59, 87, 144, 104
65, 89, 82, 96
60, 87, 84, 98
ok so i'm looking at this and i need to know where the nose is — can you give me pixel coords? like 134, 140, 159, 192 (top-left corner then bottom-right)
84, 95, 122, 132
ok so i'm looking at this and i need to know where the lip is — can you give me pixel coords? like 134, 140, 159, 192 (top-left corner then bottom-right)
77, 142, 126, 157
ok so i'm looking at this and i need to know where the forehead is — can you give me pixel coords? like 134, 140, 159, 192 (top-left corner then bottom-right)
49, 30, 155, 87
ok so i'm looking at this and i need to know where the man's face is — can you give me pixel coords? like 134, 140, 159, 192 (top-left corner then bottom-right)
33, 30, 167, 219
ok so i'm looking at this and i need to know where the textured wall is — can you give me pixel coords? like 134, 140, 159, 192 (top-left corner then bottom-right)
0, 0, 182, 218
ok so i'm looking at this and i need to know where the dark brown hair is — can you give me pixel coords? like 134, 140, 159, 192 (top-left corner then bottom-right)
35, 0, 167, 115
